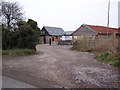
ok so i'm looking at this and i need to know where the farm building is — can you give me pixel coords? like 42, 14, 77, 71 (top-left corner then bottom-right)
58, 31, 74, 45
72, 24, 120, 41
64, 31, 74, 36
41, 26, 64, 44
60, 31, 73, 41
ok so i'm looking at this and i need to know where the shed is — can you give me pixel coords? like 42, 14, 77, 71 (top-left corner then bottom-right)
72, 24, 120, 41
41, 26, 64, 44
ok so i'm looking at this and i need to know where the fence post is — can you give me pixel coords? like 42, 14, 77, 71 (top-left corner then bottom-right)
113, 33, 116, 41
84, 35, 87, 49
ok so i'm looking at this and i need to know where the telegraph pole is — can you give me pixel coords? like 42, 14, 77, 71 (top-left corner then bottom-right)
107, 0, 110, 36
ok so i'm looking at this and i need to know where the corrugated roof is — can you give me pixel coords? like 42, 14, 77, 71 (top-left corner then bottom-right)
43, 26, 64, 36
65, 31, 74, 35
86, 24, 120, 34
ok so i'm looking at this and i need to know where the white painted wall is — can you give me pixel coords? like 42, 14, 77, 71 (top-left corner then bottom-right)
60, 36, 72, 41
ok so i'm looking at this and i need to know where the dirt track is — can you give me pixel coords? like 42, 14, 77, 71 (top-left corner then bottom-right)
3, 44, 120, 88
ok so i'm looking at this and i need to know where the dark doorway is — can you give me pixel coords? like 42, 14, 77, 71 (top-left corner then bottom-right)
44, 36, 46, 44
52, 37, 54, 41
49, 38, 51, 45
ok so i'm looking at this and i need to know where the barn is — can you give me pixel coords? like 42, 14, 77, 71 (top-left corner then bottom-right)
72, 24, 120, 41
41, 26, 64, 44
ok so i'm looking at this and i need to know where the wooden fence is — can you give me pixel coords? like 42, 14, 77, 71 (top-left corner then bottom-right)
76, 35, 119, 51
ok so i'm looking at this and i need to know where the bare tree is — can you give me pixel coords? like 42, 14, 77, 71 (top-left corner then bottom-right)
1, 1, 24, 30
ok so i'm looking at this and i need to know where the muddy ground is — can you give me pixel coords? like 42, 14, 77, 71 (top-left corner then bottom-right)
3, 44, 120, 88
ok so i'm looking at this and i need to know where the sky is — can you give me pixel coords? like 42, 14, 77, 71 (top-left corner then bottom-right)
118, 1, 120, 27
5, 0, 119, 31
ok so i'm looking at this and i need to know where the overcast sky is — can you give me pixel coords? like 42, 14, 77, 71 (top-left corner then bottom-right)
6, 0, 119, 31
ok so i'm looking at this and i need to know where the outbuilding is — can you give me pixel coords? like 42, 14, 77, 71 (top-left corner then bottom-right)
72, 24, 120, 41
41, 26, 64, 44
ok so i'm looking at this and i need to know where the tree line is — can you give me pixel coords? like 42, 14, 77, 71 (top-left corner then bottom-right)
1, 1, 41, 51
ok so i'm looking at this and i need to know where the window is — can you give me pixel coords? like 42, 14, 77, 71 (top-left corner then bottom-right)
41, 31, 45, 35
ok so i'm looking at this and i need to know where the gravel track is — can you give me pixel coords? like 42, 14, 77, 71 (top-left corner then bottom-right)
3, 44, 120, 88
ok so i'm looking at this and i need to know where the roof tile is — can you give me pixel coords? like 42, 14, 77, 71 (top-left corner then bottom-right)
87, 25, 120, 34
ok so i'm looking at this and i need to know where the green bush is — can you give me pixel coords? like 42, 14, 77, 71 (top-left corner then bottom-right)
2, 19, 41, 51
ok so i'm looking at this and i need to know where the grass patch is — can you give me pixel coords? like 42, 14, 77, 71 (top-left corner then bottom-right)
94, 52, 120, 67
112, 60, 120, 67
2, 49, 39, 56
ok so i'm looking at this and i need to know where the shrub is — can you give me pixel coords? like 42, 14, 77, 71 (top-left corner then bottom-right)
2, 19, 41, 51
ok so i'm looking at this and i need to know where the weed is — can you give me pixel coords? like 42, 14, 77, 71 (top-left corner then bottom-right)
112, 60, 120, 67
2, 49, 38, 56
95, 52, 120, 67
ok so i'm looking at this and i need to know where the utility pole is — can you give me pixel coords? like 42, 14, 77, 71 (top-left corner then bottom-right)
107, 0, 110, 36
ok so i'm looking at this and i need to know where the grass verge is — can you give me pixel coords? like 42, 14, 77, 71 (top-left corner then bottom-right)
94, 52, 120, 67
2, 49, 39, 56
